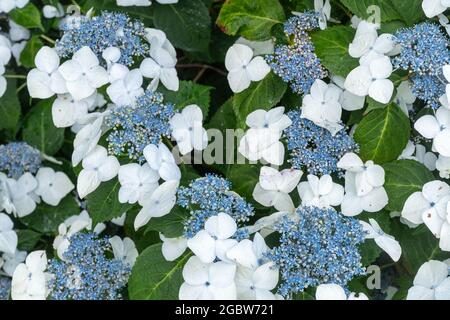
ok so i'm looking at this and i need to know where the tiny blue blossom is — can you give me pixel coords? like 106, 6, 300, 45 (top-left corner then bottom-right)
47, 233, 131, 300
393, 22, 450, 109
177, 174, 254, 238
0, 142, 42, 179
268, 206, 366, 298
105, 90, 175, 162
56, 11, 149, 66
265, 12, 327, 95
0, 277, 11, 300
284, 111, 358, 176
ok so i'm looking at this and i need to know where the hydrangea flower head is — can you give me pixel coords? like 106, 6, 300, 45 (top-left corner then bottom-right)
47, 233, 131, 300
265, 12, 327, 95
393, 22, 450, 76
284, 111, 358, 176
106, 90, 175, 162
268, 206, 366, 298
56, 11, 149, 66
177, 174, 255, 238
0, 142, 42, 179
393, 22, 450, 109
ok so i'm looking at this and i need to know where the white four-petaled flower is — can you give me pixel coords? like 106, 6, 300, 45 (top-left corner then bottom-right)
225, 44, 270, 93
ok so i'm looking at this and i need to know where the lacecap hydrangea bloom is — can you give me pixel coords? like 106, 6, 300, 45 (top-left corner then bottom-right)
268, 206, 366, 298
47, 233, 131, 300
265, 11, 327, 95
0, 142, 42, 179
105, 90, 175, 162
177, 174, 254, 238
56, 11, 149, 66
284, 111, 358, 177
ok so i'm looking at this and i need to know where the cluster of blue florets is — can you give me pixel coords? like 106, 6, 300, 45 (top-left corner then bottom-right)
267, 206, 366, 298
393, 23, 450, 109
106, 90, 175, 162
0, 277, 11, 300
265, 12, 327, 95
0, 142, 41, 179
56, 11, 149, 66
47, 233, 131, 300
284, 111, 358, 176
177, 174, 255, 238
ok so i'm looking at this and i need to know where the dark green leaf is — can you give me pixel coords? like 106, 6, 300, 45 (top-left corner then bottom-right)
0, 79, 21, 135
128, 243, 191, 300
217, 0, 285, 41
340, 0, 425, 25
354, 103, 410, 164
20, 35, 44, 68
23, 98, 65, 156
17, 229, 41, 251
145, 206, 188, 238
232, 72, 287, 128
21, 195, 79, 234
86, 178, 135, 225
311, 26, 359, 78
10, 3, 44, 31
153, 0, 211, 52
159, 81, 213, 118
382, 160, 435, 212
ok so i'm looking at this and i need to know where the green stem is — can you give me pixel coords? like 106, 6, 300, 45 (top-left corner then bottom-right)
40, 34, 56, 45
4, 74, 27, 79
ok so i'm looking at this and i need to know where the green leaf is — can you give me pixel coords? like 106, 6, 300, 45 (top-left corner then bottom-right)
340, 0, 425, 25
217, 0, 285, 41
354, 103, 410, 164
10, 3, 44, 31
311, 26, 359, 78
159, 81, 213, 118
17, 229, 41, 251
228, 164, 260, 202
153, 0, 211, 52
382, 160, 435, 212
145, 206, 188, 238
0, 79, 21, 134
393, 221, 450, 274
20, 35, 44, 68
86, 178, 134, 225
21, 195, 79, 234
128, 244, 191, 300
232, 72, 287, 128
23, 98, 64, 156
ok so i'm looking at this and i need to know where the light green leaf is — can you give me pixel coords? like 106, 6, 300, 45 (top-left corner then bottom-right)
159, 81, 213, 118
10, 3, 44, 31
311, 26, 358, 78
20, 35, 44, 68
128, 243, 191, 300
217, 0, 285, 41
0, 79, 21, 135
153, 0, 211, 52
354, 103, 410, 164
86, 178, 135, 225
382, 160, 435, 212
233, 72, 287, 128
21, 195, 79, 234
340, 0, 425, 25
22, 99, 65, 156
